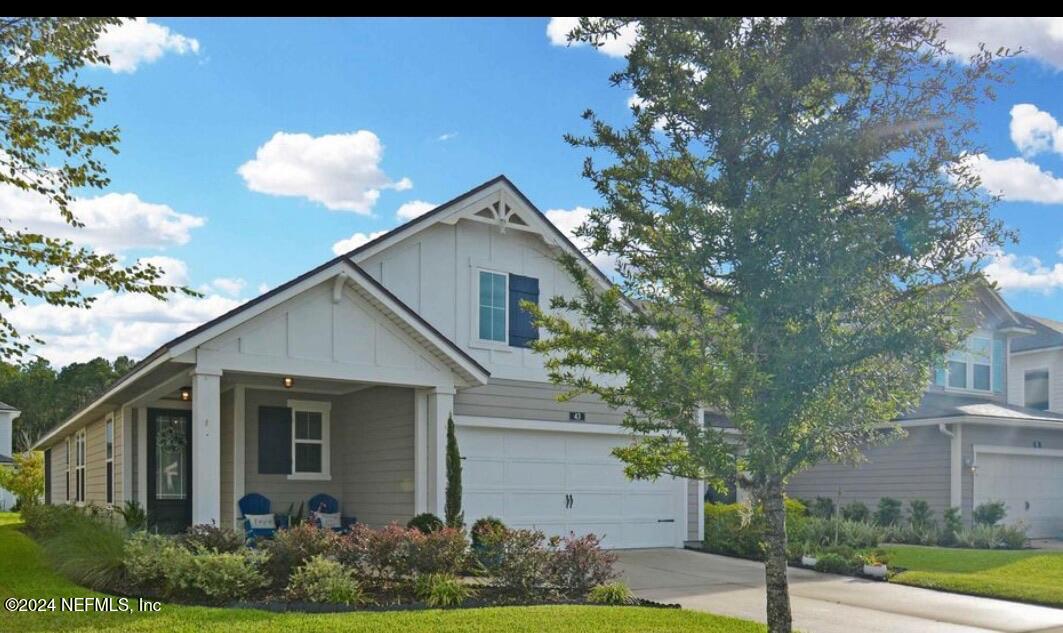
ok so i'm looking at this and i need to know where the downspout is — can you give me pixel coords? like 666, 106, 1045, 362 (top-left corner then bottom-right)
937, 423, 954, 438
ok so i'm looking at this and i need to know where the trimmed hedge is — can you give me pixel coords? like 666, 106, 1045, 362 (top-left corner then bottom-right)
703, 499, 807, 560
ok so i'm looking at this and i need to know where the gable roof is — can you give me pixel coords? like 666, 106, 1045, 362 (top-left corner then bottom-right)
1012, 313, 1063, 353
32, 175, 616, 450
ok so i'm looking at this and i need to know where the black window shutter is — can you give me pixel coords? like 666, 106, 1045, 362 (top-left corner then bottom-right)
508, 274, 539, 348
44, 449, 52, 505
258, 406, 292, 475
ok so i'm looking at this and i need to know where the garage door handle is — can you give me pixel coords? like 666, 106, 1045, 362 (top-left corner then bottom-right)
657, 519, 675, 523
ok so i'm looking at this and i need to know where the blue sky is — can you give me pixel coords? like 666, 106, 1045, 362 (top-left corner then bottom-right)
11, 17, 1063, 365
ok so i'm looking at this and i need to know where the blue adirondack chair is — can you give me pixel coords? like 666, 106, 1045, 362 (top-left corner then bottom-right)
307, 493, 356, 532
238, 493, 289, 541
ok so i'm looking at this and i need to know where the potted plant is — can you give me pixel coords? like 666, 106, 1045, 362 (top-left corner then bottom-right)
800, 541, 819, 568
861, 551, 888, 579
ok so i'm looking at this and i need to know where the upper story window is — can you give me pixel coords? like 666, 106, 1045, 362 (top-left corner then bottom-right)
476, 269, 539, 348
1025, 369, 1050, 411
933, 335, 1003, 394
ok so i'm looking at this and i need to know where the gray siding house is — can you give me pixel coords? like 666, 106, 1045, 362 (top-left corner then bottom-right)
788, 288, 1063, 538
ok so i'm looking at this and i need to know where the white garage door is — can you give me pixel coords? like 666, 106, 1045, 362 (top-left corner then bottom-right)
458, 424, 684, 549
974, 449, 1063, 539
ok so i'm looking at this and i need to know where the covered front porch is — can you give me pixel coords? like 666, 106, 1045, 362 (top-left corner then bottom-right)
114, 261, 488, 532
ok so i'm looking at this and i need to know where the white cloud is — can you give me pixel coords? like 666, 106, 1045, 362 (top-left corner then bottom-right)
545, 206, 617, 272
963, 153, 1063, 204
984, 250, 1063, 293
395, 200, 436, 221
547, 17, 637, 58
436, 132, 458, 142
936, 17, 1063, 69
238, 131, 411, 214
94, 18, 200, 73
209, 277, 246, 297
257, 282, 271, 294
10, 279, 245, 367
1010, 103, 1063, 157
331, 230, 388, 256
0, 186, 205, 251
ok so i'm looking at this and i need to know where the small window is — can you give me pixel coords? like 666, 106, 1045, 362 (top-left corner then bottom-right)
74, 429, 86, 503
478, 270, 507, 343
1025, 370, 1050, 411
289, 401, 330, 479
105, 419, 114, 505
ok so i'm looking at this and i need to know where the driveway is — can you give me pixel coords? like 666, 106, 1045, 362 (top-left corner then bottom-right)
616, 549, 1063, 633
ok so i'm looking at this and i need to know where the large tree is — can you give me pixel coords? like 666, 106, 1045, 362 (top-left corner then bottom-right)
534, 18, 1010, 632
0, 17, 189, 361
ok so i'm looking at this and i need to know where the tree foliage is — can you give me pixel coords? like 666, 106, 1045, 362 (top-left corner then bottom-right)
0, 450, 44, 507
533, 17, 1011, 632
444, 415, 464, 528
0, 17, 193, 361
0, 355, 135, 450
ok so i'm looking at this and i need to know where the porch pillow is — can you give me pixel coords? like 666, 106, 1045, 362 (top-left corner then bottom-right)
316, 512, 342, 531
245, 513, 276, 531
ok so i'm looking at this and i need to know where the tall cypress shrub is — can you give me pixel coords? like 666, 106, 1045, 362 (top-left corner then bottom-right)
444, 414, 464, 528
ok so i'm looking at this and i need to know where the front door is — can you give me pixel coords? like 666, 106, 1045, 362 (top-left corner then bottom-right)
147, 408, 192, 533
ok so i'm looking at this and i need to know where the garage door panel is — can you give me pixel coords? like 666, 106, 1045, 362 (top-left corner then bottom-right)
974, 451, 1063, 539
459, 425, 681, 549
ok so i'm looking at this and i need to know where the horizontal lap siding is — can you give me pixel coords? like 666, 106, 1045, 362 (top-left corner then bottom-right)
455, 378, 624, 426
85, 418, 107, 505
50, 441, 67, 503
113, 411, 123, 504
337, 386, 414, 527
787, 426, 951, 517
243, 389, 344, 517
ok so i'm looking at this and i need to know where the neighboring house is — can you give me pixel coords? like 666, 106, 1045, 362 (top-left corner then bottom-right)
0, 401, 20, 510
32, 176, 701, 548
788, 287, 1063, 538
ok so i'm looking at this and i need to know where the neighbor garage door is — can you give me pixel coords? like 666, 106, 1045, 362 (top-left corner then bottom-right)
458, 423, 685, 548
974, 449, 1063, 539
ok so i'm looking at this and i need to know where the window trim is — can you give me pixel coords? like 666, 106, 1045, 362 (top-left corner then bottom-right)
105, 418, 114, 506
473, 267, 510, 348
935, 333, 998, 395
1023, 367, 1051, 411
287, 399, 331, 481
65, 437, 71, 503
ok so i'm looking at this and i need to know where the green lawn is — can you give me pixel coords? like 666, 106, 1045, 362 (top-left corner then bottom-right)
883, 544, 1063, 608
0, 512, 763, 633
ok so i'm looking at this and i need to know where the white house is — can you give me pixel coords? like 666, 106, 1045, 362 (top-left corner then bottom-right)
0, 401, 20, 510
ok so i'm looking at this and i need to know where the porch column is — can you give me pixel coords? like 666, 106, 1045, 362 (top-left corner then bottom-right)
192, 368, 222, 525
426, 386, 455, 516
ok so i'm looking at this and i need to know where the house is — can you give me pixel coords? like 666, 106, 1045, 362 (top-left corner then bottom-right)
0, 401, 20, 510
32, 176, 701, 548
788, 286, 1063, 538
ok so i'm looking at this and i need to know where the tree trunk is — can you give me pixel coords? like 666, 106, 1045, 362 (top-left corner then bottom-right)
762, 478, 793, 633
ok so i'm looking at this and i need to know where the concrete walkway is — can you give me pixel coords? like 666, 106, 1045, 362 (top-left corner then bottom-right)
616, 548, 1063, 633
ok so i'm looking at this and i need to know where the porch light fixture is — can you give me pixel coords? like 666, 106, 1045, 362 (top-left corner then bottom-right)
179, 386, 192, 401
283, 376, 294, 389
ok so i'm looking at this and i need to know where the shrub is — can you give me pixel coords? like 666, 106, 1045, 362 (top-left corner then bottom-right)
840, 501, 869, 523
180, 522, 246, 553
0, 451, 44, 508
414, 573, 474, 608
407, 512, 445, 534
703, 500, 808, 560
116, 500, 147, 531
124, 532, 180, 592
41, 513, 127, 592
339, 523, 417, 581
907, 499, 935, 529
792, 516, 884, 550
810, 497, 835, 519
887, 522, 940, 546
874, 497, 902, 526
588, 581, 636, 605
262, 523, 341, 587
409, 527, 468, 575
286, 555, 366, 605
20, 503, 85, 538
478, 527, 553, 597
941, 507, 963, 546
973, 501, 1007, 526
471, 516, 506, 549
814, 552, 855, 574
955, 523, 1027, 550
547, 533, 618, 597
164, 547, 270, 604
